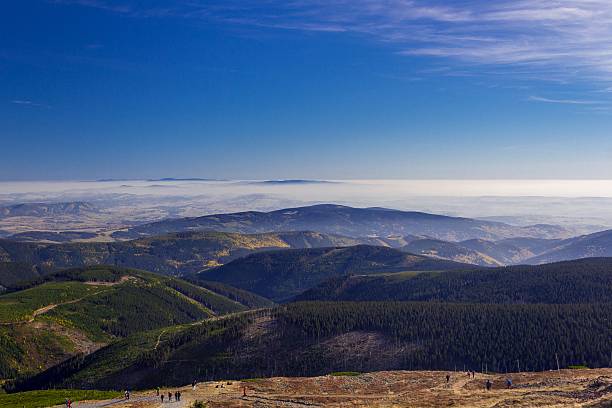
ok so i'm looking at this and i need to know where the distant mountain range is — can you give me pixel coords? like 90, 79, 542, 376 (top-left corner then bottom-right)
146, 178, 221, 182
0, 231, 370, 282
3, 204, 612, 272
112, 204, 572, 241
400, 236, 563, 266
254, 179, 336, 185
525, 229, 612, 264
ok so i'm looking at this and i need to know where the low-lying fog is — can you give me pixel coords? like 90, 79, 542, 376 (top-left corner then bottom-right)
2, 179, 612, 230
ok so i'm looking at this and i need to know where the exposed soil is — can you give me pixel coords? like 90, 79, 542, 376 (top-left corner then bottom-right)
55, 368, 612, 408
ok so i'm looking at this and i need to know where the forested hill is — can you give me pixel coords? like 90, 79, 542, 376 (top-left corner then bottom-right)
294, 257, 612, 304
111, 204, 570, 241
196, 245, 470, 301
0, 262, 40, 290
14, 302, 611, 391
0, 266, 269, 379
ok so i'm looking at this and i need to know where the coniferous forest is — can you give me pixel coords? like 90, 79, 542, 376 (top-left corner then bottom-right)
12, 301, 611, 390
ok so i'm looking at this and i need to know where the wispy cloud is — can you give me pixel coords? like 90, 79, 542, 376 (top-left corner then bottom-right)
11, 100, 50, 108
528, 96, 603, 105
50, 0, 132, 14
51, 0, 612, 83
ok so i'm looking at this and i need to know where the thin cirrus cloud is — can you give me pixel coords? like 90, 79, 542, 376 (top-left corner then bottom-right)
11, 100, 50, 108
528, 96, 604, 105
54, 0, 612, 84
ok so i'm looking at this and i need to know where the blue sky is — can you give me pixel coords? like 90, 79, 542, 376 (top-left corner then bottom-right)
2, 0, 612, 180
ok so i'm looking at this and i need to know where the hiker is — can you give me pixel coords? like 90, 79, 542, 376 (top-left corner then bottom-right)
156, 386, 160, 396
506, 378, 512, 388
472, 371, 475, 378
486, 379, 492, 391
174, 391, 179, 401
161, 394, 165, 403
192, 379, 197, 390
446, 374, 450, 383
178, 391, 182, 401
168, 391, 172, 401
125, 390, 130, 400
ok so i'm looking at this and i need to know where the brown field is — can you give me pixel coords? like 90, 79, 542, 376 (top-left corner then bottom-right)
67, 368, 612, 408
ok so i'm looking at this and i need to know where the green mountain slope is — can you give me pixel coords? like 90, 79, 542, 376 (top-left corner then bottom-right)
187, 280, 274, 309
0, 266, 258, 379
197, 245, 470, 301
294, 258, 612, 303
13, 302, 611, 391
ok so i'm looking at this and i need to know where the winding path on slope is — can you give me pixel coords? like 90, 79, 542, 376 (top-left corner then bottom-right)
0, 277, 131, 325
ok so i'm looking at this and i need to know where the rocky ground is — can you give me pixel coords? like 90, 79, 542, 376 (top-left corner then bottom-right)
60, 369, 612, 408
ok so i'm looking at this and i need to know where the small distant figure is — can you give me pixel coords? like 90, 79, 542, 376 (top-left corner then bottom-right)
125, 390, 130, 400
192, 379, 197, 390
506, 378, 513, 388
161, 394, 165, 403
472, 371, 476, 379
156, 386, 160, 396
65, 398, 72, 408
486, 379, 492, 391
175, 391, 181, 401
168, 391, 172, 401
446, 374, 450, 383
243, 386, 247, 397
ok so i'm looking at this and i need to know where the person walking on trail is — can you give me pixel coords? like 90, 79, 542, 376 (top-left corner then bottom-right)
446, 374, 450, 383
177, 391, 181, 401
156, 386, 160, 396
192, 379, 197, 390
168, 391, 172, 402
124, 390, 130, 400
174, 391, 179, 401
506, 378, 512, 388
161, 394, 164, 403
486, 379, 492, 391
